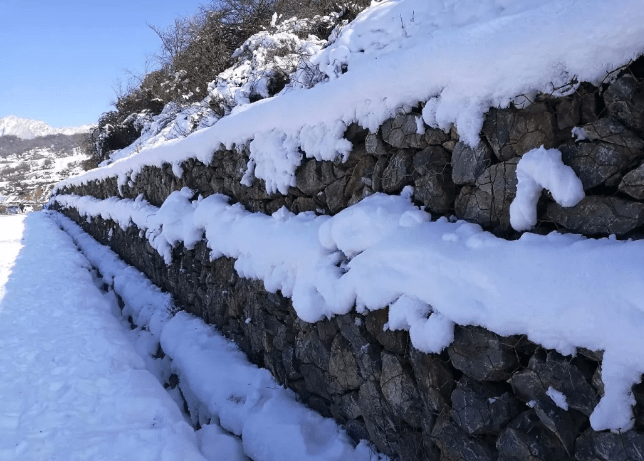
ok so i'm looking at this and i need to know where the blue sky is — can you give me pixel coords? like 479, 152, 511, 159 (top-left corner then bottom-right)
0, 0, 206, 128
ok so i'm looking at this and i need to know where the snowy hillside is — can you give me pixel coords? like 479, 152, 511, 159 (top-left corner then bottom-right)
0, 115, 92, 139
0, 146, 91, 214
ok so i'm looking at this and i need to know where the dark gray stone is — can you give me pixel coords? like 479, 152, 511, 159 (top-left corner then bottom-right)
295, 159, 335, 195
452, 141, 493, 185
344, 419, 370, 443
381, 149, 414, 193
339, 391, 362, 420
482, 103, 557, 161
432, 411, 497, 461
282, 346, 302, 381
295, 329, 330, 371
560, 141, 642, 190
300, 363, 332, 399
509, 351, 598, 416
380, 352, 423, 427
546, 196, 644, 236
364, 307, 408, 355
576, 429, 644, 461
410, 347, 455, 413
556, 97, 581, 130
328, 334, 363, 393
531, 397, 584, 456
447, 326, 520, 382
619, 163, 644, 199
335, 315, 382, 380
324, 177, 348, 214
413, 147, 456, 214
358, 380, 397, 456
344, 155, 377, 198
370, 156, 389, 192
365, 133, 389, 156
413, 146, 451, 176
381, 114, 448, 149
497, 410, 569, 461
580, 117, 644, 151
604, 74, 644, 137
451, 377, 520, 436
455, 159, 518, 232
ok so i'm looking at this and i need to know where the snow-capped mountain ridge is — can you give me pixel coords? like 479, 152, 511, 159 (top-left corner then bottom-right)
0, 115, 93, 140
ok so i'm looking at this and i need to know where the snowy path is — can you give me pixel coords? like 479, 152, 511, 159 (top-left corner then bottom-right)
0, 214, 205, 461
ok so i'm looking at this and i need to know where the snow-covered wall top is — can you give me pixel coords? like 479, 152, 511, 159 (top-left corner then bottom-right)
0, 115, 93, 140
56, 0, 644, 194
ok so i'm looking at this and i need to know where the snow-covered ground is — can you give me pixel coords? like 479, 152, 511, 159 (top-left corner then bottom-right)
0, 211, 384, 461
0, 214, 204, 461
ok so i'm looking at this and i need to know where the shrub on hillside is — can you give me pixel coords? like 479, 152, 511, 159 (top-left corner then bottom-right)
90, 0, 372, 163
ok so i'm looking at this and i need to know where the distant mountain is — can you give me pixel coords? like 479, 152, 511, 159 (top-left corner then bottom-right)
0, 115, 93, 140
0, 116, 94, 214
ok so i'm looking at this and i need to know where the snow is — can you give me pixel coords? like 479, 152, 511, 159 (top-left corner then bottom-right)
0, 213, 205, 461
0, 115, 92, 139
50, 211, 386, 461
0, 146, 90, 210
509, 146, 585, 231
546, 386, 569, 411
55, 0, 644, 196
50, 187, 644, 431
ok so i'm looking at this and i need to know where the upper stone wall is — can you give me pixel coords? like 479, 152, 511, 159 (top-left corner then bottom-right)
56, 58, 644, 239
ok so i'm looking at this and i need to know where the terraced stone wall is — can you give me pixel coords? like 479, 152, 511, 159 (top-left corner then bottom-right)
51, 58, 644, 461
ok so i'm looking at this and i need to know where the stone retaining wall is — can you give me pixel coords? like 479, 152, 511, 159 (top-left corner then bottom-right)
59, 59, 644, 239
51, 59, 644, 460
52, 205, 644, 461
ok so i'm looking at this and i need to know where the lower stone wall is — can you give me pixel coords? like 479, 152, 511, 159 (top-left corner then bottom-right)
54, 204, 644, 461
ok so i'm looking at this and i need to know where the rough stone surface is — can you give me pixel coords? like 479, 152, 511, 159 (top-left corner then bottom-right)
509, 350, 598, 416
365, 133, 389, 156
412, 146, 456, 214
432, 411, 497, 461
556, 97, 581, 130
455, 159, 519, 233
604, 75, 644, 137
576, 429, 644, 461
452, 141, 493, 185
531, 397, 584, 456
581, 117, 644, 151
448, 326, 520, 382
379, 352, 423, 427
451, 377, 520, 436
295, 159, 335, 195
546, 196, 644, 236
619, 162, 644, 199
482, 102, 557, 161
381, 149, 414, 193
328, 334, 363, 393
560, 141, 642, 190
381, 114, 448, 149
344, 155, 377, 200
496, 410, 570, 461
410, 347, 455, 413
